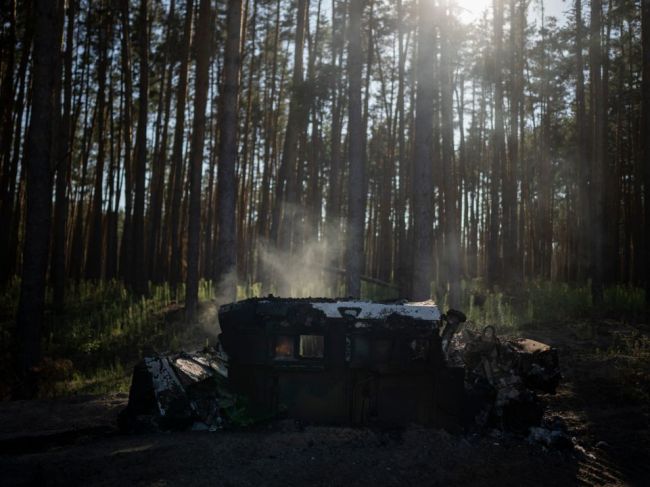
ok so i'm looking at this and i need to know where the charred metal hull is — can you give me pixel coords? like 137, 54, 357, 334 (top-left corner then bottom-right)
218, 297, 465, 427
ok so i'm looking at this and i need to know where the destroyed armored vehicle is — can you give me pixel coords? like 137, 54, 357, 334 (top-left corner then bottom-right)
218, 298, 466, 427
121, 297, 560, 433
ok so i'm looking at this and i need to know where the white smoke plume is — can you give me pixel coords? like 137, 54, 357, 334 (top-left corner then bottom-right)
257, 220, 346, 298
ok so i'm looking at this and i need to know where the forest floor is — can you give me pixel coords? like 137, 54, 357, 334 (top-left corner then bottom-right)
1, 318, 649, 486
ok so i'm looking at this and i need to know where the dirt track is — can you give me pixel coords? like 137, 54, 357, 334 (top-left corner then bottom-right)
1, 320, 649, 486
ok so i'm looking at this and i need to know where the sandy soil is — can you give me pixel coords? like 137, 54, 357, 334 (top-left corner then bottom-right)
1, 319, 648, 486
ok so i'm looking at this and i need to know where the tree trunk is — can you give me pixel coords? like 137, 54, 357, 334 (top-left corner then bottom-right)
51, 0, 75, 311
270, 0, 309, 260
503, 0, 519, 283
411, 0, 435, 301
488, 0, 505, 286
14, 0, 64, 398
148, 0, 176, 283
215, 0, 243, 301
345, 0, 364, 298
574, 0, 589, 282
642, 0, 650, 302
118, 0, 135, 285
131, 0, 149, 295
440, 4, 460, 307
396, 0, 411, 298
85, 7, 109, 280
166, 0, 193, 293
590, 0, 604, 304
186, 0, 212, 320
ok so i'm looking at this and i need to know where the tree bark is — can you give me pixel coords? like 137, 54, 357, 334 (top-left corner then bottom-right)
574, 0, 589, 282
270, 0, 309, 259
642, 0, 650, 302
503, 0, 519, 283
14, 0, 64, 398
186, 0, 212, 321
215, 0, 243, 301
166, 0, 194, 293
118, 0, 135, 284
411, 0, 435, 301
345, 0, 364, 298
440, 3, 460, 307
131, 0, 149, 296
51, 0, 75, 310
488, 0, 505, 286
148, 0, 176, 283
590, 0, 604, 304
85, 5, 109, 280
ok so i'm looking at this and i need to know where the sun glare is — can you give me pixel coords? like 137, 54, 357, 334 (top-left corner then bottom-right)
454, 0, 492, 22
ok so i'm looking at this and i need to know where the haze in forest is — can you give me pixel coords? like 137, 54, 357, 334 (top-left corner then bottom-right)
1, 0, 649, 398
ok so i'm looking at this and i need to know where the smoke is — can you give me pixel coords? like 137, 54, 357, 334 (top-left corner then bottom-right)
257, 219, 346, 298
192, 222, 345, 347
197, 301, 220, 340
213, 268, 238, 306
193, 269, 238, 342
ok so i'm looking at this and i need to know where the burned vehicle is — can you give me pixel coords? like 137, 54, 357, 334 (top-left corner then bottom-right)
121, 297, 560, 433
218, 298, 466, 427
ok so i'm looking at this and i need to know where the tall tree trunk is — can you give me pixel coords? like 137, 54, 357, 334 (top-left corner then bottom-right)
642, 0, 650, 303
132, 0, 149, 295
440, 3, 460, 307
503, 0, 519, 283
602, 2, 616, 284
345, 0, 364, 298
215, 0, 243, 301
85, 6, 109, 280
590, 0, 604, 304
166, 0, 193, 293
575, 0, 589, 281
186, 0, 212, 320
105, 80, 119, 280
270, 0, 309, 259
325, 0, 345, 291
51, 0, 75, 310
14, 0, 64, 398
538, 3, 552, 279
148, 0, 175, 283
256, 0, 281, 289
118, 0, 135, 284
488, 0, 505, 286
396, 0, 411, 298
411, 0, 435, 301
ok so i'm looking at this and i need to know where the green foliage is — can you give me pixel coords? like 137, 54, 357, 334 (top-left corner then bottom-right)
435, 279, 647, 333
361, 280, 400, 301
0, 279, 215, 398
1, 277, 646, 398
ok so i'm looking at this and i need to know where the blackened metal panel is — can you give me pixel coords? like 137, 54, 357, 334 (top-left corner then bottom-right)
277, 370, 348, 423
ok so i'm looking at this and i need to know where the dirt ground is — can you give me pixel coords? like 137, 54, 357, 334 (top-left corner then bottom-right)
1, 319, 649, 486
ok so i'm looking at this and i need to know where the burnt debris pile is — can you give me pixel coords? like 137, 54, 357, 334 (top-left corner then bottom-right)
120, 298, 561, 437
449, 327, 560, 433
